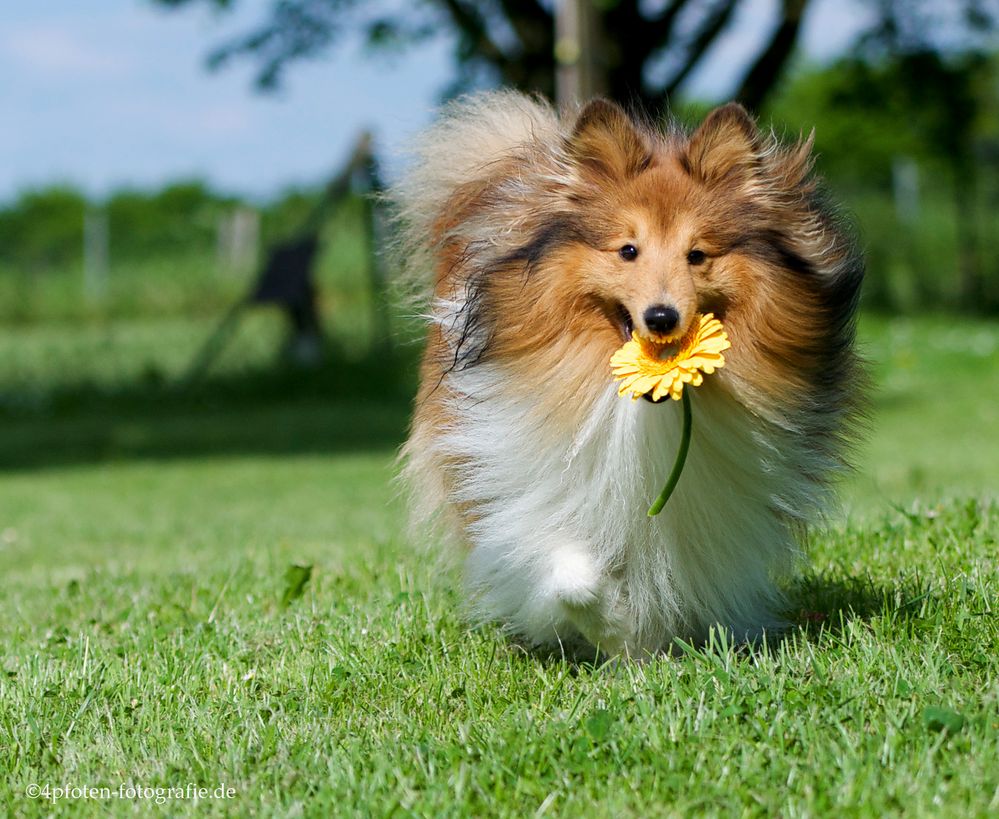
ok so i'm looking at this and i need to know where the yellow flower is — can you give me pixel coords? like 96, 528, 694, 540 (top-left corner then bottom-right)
610, 313, 730, 402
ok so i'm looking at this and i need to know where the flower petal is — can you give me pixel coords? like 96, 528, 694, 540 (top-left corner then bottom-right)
609, 313, 729, 400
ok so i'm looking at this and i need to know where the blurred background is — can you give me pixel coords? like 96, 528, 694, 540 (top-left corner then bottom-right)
2, 0, 998, 513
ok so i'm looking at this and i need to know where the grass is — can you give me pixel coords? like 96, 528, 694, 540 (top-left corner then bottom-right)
0, 312, 997, 817
847, 314, 999, 510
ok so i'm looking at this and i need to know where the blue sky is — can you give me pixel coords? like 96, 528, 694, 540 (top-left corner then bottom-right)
0, 0, 871, 202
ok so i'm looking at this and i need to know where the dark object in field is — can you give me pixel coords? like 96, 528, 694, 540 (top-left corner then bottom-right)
182, 132, 383, 384
251, 234, 324, 365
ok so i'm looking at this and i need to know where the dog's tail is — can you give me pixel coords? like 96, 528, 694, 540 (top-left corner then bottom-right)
386, 90, 563, 310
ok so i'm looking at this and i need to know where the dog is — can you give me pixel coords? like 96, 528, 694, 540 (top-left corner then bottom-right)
391, 91, 863, 658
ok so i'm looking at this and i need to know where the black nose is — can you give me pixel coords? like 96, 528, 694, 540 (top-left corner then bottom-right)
643, 305, 680, 335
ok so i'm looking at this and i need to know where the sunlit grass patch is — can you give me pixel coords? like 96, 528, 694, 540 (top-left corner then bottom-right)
0, 313, 996, 816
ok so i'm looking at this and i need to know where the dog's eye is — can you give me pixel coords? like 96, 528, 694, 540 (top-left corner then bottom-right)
687, 249, 707, 265
619, 244, 638, 261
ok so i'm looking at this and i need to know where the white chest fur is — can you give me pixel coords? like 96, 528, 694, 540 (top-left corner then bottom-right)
424, 364, 826, 656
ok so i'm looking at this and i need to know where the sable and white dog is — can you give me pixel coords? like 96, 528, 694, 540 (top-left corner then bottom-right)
391, 92, 863, 657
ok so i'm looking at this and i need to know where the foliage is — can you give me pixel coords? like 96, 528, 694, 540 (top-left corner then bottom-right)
150, 0, 999, 117
0, 186, 87, 272
856, 0, 999, 57
153, 0, 818, 112
104, 181, 237, 260
767, 52, 999, 312
0, 183, 377, 326
0, 181, 234, 268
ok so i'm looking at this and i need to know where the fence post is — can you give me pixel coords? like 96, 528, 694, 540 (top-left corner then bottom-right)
217, 207, 260, 276
83, 209, 109, 300
891, 156, 920, 225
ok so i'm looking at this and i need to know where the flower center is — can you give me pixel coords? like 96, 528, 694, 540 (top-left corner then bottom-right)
636, 335, 685, 365
654, 342, 680, 361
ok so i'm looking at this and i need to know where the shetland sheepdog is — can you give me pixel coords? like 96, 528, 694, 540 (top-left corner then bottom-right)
391, 91, 863, 658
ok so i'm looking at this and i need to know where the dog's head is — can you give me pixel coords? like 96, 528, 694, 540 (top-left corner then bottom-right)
427, 96, 862, 427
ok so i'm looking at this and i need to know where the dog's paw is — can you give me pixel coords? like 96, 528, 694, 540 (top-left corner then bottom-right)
548, 544, 601, 610
544, 540, 636, 655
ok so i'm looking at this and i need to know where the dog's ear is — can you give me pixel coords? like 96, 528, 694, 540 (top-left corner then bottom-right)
686, 103, 760, 186
568, 99, 651, 179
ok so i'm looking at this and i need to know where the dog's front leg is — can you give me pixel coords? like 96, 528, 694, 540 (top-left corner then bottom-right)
544, 538, 635, 656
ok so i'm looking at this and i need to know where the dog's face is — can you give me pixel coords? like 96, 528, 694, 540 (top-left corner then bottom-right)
552, 101, 778, 349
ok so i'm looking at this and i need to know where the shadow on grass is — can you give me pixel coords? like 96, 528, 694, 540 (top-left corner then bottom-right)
787, 569, 934, 642
0, 343, 420, 472
509, 571, 937, 669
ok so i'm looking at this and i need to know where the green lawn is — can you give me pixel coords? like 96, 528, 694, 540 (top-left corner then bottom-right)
1, 313, 996, 817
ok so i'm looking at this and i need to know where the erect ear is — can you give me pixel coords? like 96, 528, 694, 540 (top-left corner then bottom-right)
568, 98, 651, 179
686, 102, 759, 185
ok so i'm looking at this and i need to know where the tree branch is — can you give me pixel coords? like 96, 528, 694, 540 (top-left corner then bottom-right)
645, 0, 697, 49
435, 0, 512, 67
495, 0, 551, 55
734, 0, 810, 112
662, 0, 739, 98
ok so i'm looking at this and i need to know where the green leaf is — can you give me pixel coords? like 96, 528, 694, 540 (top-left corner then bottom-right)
585, 709, 613, 742
281, 563, 313, 607
922, 706, 965, 734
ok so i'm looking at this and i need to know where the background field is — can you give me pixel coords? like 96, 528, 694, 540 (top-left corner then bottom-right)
0, 307, 996, 817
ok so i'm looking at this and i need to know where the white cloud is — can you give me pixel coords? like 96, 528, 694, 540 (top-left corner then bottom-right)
1, 25, 128, 76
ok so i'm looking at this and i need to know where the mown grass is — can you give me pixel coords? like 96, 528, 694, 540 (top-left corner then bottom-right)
0, 312, 996, 817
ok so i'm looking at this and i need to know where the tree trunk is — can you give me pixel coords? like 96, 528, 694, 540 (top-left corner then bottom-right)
555, 0, 605, 106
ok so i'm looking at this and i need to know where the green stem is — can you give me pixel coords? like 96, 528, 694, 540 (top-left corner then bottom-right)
647, 389, 693, 517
